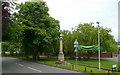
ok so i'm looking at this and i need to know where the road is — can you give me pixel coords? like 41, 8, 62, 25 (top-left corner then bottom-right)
2, 57, 91, 75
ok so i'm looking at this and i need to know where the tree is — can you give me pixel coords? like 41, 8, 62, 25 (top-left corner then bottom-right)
2, 1, 17, 35
62, 23, 117, 60
2, 2, 11, 34
2, 41, 9, 54
100, 27, 117, 52
61, 30, 74, 57
2, 1, 21, 56
13, 2, 60, 60
2, 41, 21, 55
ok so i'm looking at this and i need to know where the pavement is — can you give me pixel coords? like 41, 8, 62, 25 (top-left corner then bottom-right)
1, 57, 92, 75
101, 54, 120, 62
101, 57, 118, 62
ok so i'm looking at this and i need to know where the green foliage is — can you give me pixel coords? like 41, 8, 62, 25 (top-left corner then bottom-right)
62, 23, 117, 57
3, 22, 23, 42
2, 41, 9, 52
100, 27, 118, 52
2, 1, 117, 58
62, 30, 74, 56
2, 41, 21, 53
13, 2, 60, 56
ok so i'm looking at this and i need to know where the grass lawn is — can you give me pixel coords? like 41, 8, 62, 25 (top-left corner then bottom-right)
65, 58, 118, 69
36, 57, 118, 73
37, 60, 111, 73
33, 57, 118, 69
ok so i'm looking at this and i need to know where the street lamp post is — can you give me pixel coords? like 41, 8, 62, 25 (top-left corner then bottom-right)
74, 39, 78, 69
97, 22, 101, 71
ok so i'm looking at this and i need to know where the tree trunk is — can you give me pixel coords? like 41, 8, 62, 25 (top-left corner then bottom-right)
33, 52, 37, 61
10, 51, 14, 55
86, 50, 94, 60
111, 52, 112, 58
32, 52, 40, 61
16, 52, 18, 55
25, 52, 29, 58
87, 56, 90, 60
2, 52, 5, 54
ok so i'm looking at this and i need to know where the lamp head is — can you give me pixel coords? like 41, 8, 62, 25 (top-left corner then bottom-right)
74, 39, 78, 47
96, 22, 99, 24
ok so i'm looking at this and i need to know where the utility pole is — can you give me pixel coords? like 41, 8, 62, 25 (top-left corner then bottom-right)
97, 22, 101, 71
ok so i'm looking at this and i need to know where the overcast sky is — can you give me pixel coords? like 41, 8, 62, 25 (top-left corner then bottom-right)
18, 0, 119, 41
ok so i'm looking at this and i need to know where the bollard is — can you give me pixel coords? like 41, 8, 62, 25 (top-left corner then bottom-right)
112, 67, 116, 72
72, 64, 74, 70
44, 61, 45, 64
90, 70, 92, 72
118, 67, 120, 72
112, 64, 117, 72
112, 68, 113, 73
108, 70, 110, 75
85, 67, 86, 72
56, 64, 57, 66
115, 67, 116, 72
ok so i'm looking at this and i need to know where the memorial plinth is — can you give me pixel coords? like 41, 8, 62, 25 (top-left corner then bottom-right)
56, 34, 67, 64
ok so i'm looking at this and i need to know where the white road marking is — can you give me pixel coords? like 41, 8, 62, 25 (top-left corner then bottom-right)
18, 64, 24, 67
16, 63, 24, 67
15, 62, 78, 73
16, 63, 42, 72
27, 67, 42, 72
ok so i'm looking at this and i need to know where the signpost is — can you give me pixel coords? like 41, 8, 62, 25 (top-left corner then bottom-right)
112, 64, 117, 72
74, 39, 78, 69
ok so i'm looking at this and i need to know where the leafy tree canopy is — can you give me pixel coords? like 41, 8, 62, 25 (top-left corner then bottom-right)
13, 2, 60, 56
62, 23, 117, 57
